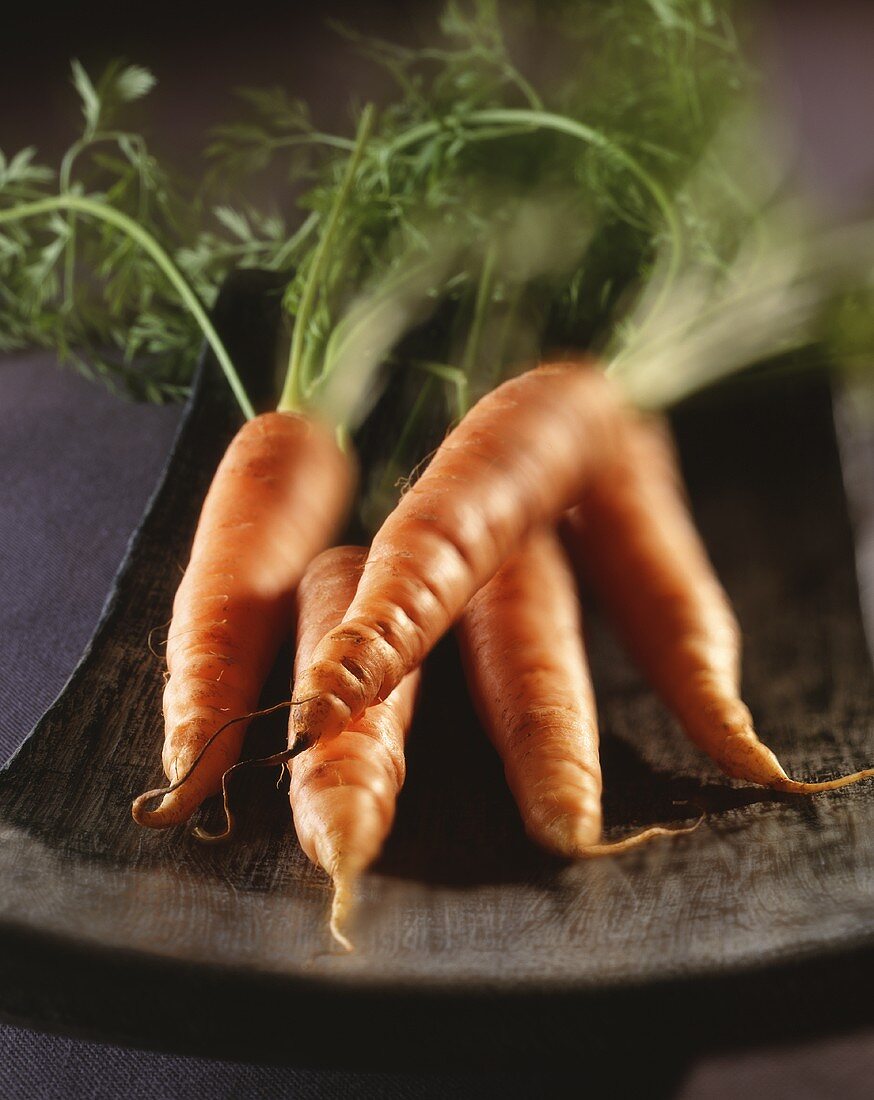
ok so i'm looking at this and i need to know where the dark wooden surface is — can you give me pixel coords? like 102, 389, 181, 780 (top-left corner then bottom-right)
0, 271, 873, 1069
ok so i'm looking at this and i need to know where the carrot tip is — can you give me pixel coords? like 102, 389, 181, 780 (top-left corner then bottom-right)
575, 813, 704, 859
130, 786, 171, 827
773, 766, 874, 795
329, 917, 355, 954
533, 812, 601, 857
329, 865, 357, 953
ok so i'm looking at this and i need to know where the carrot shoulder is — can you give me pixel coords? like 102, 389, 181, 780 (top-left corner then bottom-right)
132, 411, 354, 828
564, 412, 874, 793
291, 361, 624, 751
290, 546, 418, 949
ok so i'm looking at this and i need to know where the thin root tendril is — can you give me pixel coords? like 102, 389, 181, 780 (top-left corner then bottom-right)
131, 696, 317, 827
577, 810, 704, 859
774, 766, 874, 795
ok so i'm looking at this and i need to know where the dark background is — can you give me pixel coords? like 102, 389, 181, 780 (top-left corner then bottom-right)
1, 2, 437, 167
0, 0, 871, 211
1, 1, 873, 1096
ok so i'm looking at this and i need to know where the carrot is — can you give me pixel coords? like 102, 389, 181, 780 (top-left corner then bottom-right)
457, 528, 600, 855
132, 411, 354, 828
458, 528, 696, 856
563, 411, 874, 793
290, 361, 625, 753
289, 546, 419, 949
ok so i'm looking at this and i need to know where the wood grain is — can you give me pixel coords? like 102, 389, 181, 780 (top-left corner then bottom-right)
0, 271, 873, 1066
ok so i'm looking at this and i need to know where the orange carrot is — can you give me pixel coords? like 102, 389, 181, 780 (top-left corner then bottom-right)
458, 528, 600, 854
563, 411, 874, 793
132, 411, 354, 828
290, 361, 624, 753
458, 528, 694, 856
290, 546, 419, 949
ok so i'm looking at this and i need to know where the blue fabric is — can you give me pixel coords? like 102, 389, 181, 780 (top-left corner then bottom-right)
0, 1021, 606, 1100
0, 356, 181, 762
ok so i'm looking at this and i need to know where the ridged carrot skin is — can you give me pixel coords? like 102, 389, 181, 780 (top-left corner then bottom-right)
133, 411, 354, 828
564, 412, 874, 793
291, 361, 623, 751
290, 546, 419, 949
457, 528, 603, 855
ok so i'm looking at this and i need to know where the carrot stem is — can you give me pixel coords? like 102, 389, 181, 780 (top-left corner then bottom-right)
776, 767, 874, 795
459, 239, 498, 389
278, 104, 376, 415
0, 194, 255, 418
574, 816, 704, 859
269, 210, 320, 271
368, 375, 436, 525
58, 130, 151, 311
386, 107, 682, 329
411, 359, 469, 420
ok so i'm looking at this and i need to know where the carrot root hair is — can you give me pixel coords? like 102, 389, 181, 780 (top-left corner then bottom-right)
146, 619, 172, 660
772, 766, 874, 795
561, 810, 704, 860
131, 697, 314, 829
189, 743, 307, 844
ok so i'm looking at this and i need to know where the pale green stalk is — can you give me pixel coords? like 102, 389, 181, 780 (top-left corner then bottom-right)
269, 210, 319, 270
370, 373, 437, 521
278, 105, 375, 413
411, 359, 470, 420
0, 194, 254, 418
459, 240, 498, 388
263, 132, 358, 154
385, 107, 683, 326
58, 130, 151, 310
